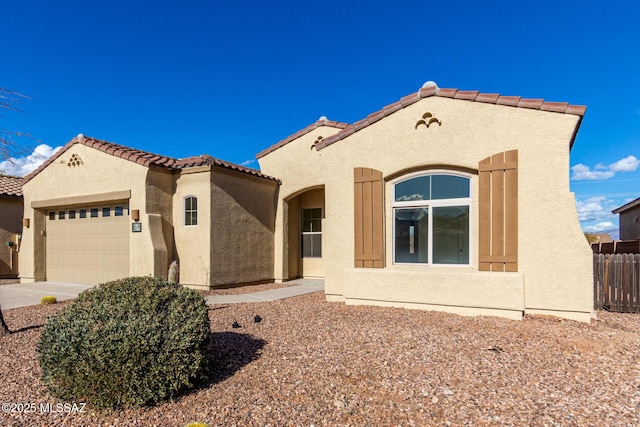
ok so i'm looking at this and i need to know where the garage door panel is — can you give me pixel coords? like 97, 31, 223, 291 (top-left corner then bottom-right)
46, 205, 130, 284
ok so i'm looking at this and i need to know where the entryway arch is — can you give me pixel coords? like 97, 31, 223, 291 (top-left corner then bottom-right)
284, 186, 325, 279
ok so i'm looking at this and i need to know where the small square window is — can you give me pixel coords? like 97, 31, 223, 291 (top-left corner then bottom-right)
114, 206, 124, 216
90, 208, 99, 218
102, 207, 111, 217
58, 211, 65, 220
68, 210, 76, 219
49, 212, 55, 220
79, 209, 87, 219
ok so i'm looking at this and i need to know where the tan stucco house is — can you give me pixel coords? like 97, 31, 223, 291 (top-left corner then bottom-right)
20, 135, 279, 288
0, 174, 23, 278
257, 83, 594, 322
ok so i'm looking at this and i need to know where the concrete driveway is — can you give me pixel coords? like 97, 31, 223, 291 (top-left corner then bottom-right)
0, 282, 94, 309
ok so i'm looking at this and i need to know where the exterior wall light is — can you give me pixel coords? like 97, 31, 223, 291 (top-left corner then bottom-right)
23, 218, 30, 228
131, 209, 140, 222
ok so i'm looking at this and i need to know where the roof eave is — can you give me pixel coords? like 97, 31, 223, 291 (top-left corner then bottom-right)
612, 197, 640, 214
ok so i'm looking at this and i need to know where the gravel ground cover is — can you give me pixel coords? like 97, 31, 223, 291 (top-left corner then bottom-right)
199, 282, 295, 296
1, 291, 639, 427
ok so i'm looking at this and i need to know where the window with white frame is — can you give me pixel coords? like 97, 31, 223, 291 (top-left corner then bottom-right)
301, 208, 322, 258
393, 173, 471, 265
184, 196, 198, 226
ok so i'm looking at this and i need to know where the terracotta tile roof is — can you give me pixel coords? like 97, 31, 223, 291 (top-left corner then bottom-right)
0, 174, 22, 197
22, 135, 280, 185
317, 86, 587, 151
256, 117, 350, 159
258, 86, 587, 157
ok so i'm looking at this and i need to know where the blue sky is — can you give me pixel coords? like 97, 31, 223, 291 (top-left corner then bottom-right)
1, 0, 638, 238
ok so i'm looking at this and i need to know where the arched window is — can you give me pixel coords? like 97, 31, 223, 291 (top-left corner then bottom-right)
393, 173, 471, 265
184, 196, 198, 226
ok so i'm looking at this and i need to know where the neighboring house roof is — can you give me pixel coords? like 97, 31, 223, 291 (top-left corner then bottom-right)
0, 174, 23, 197
591, 233, 613, 243
257, 85, 587, 159
22, 135, 280, 185
612, 197, 640, 214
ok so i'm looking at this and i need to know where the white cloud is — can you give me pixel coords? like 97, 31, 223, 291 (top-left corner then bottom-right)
571, 164, 614, 180
571, 154, 640, 180
584, 221, 616, 233
239, 159, 255, 167
609, 155, 640, 173
0, 144, 63, 177
575, 196, 615, 222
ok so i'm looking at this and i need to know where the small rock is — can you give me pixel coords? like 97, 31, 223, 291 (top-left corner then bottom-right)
442, 389, 454, 396
431, 396, 439, 404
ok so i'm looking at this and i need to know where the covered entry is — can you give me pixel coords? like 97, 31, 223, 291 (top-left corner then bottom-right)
45, 204, 130, 284
285, 187, 325, 279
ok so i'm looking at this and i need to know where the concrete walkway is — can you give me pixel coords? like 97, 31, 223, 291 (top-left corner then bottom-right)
204, 278, 324, 304
0, 282, 95, 309
0, 279, 324, 309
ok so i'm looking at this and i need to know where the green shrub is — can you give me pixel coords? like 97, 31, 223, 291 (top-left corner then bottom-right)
40, 295, 57, 305
37, 276, 211, 410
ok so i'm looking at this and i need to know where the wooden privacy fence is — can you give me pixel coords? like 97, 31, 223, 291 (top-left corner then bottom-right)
591, 239, 640, 254
593, 253, 640, 313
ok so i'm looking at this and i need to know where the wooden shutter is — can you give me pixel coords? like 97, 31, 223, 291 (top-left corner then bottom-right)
354, 167, 384, 268
478, 150, 518, 272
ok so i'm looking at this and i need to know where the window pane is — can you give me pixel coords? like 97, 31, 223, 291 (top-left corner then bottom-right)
186, 196, 197, 210
394, 208, 428, 263
90, 208, 98, 218
186, 211, 198, 226
79, 209, 87, 218
114, 206, 124, 216
302, 234, 322, 258
185, 197, 198, 226
313, 234, 322, 257
68, 210, 76, 219
431, 175, 469, 199
301, 208, 322, 232
433, 206, 469, 264
395, 176, 430, 201
302, 208, 321, 221
58, 211, 65, 220
102, 207, 110, 217
49, 212, 55, 220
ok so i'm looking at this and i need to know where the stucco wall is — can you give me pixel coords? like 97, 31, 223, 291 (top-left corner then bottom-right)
0, 196, 23, 277
173, 166, 212, 287
209, 168, 277, 286
20, 143, 161, 283
259, 96, 593, 322
145, 168, 176, 279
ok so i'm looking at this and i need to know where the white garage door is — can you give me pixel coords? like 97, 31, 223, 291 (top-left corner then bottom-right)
46, 205, 130, 284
